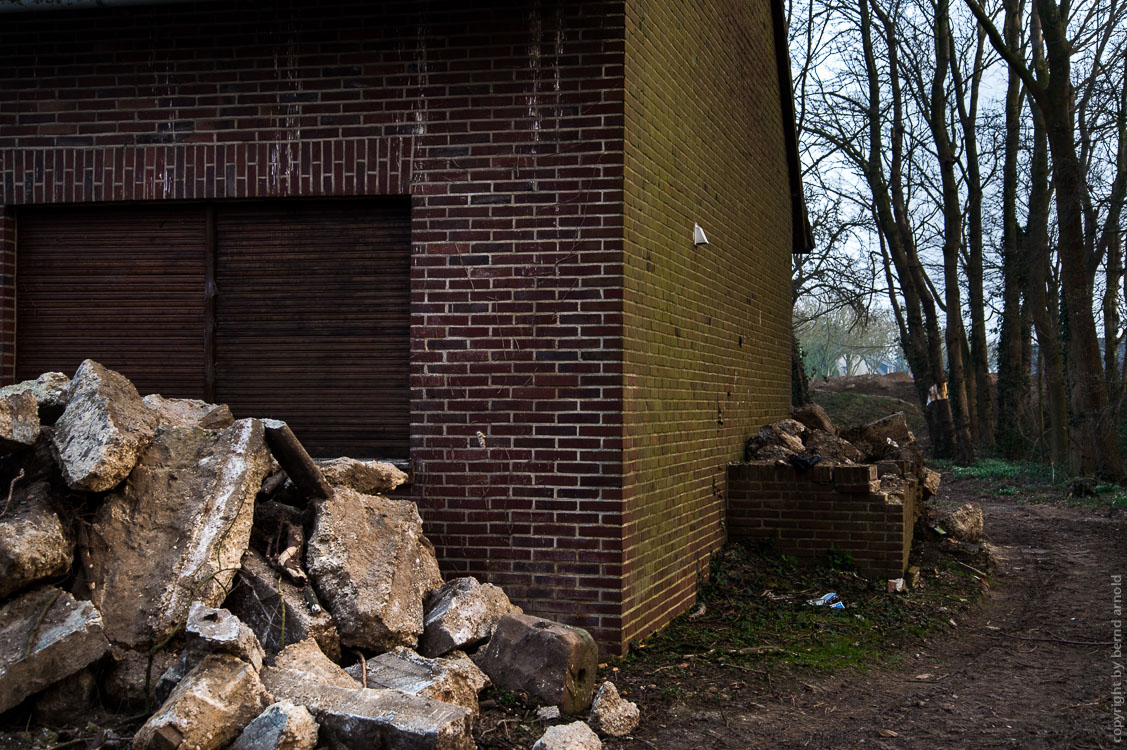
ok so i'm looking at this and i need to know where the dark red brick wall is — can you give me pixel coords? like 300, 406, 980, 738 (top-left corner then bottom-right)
727, 463, 920, 579
0, 0, 628, 647
0, 207, 12, 384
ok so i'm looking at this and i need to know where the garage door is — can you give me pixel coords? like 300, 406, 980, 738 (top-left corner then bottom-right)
16, 199, 410, 458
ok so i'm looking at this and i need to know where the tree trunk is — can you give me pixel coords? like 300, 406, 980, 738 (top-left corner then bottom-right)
993, 0, 1030, 459
930, 0, 975, 464
1035, 0, 1123, 477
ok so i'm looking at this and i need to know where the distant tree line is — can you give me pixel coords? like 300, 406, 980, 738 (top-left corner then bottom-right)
789, 0, 1127, 476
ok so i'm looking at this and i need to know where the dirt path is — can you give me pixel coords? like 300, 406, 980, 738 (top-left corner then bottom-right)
629, 488, 1126, 749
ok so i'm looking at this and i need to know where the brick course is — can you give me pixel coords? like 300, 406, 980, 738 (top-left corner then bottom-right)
727, 463, 920, 578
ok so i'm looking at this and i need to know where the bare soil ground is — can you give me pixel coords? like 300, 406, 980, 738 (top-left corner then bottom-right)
625, 485, 1123, 749
477, 476, 1126, 750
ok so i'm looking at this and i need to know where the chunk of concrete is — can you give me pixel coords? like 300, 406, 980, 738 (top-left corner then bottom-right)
0, 587, 109, 714
142, 393, 235, 430
420, 577, 523, 657
743, 423, 804, 461
791, 403, 835, 434
308, 487, 443, 651
317, 457, 409, 494
345, 647, 489, 715
51, 360, 158, 492
88, 418, 271, 649
272, 638, 358, 688
475, 614, 598, 715
225, 549, 341, 661
588, 681, 639, 737
940, 502, 984, 543
261, 667, 474, 750
532, 721, 602, 750
844, 412, 915, 454
0, 390, 40, 452
0, 372, 70, 424
133, 653, 271, 750
230, 700, 319, 750
186, 602, 265, 671
0, 480, 74, 598
32, 667, 97, 726
103, 644, 183, 712
921, 466, 941, 499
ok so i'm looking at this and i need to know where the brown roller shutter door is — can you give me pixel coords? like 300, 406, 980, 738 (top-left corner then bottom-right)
16, 199, 410, 458
16, 204, 209, 399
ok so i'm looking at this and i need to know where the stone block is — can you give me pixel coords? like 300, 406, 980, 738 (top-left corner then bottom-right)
133, 653, 271, 750
308, 488, 443, 651
345, 647, 488, 715
51, 360, 157, 492
0, 587, 109, 714
475, 614, 598, 714
420, 577, 522, 657
88, 418, 271, 649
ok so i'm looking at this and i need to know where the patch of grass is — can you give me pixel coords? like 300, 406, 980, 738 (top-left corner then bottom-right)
616, 537, 984, 679
933, 457, 1058, 484
811, 390, 927, 437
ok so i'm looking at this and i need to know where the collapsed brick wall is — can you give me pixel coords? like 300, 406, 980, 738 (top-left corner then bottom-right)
727, 463, 920, 579
0, 0, 627, 647
620, 0, 794, 646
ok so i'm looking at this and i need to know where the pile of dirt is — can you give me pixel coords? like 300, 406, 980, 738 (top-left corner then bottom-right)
744, 403, 940, 498
0, 361, 632, 749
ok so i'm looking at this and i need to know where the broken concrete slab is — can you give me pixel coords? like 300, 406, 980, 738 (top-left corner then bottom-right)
791, 402, 835, 434
0, 480, 74, 599
272, 638, 358, 688
230, 700, 319, 750
420, 576, 523, 658
88, 418, 271, 649
51, 360, 158, 492
475, 613, 598, 715
142, 393, 235, 430
0, 587, 109, 714
588, 681, 639, 737
225, 549, 341, 661
345, 647, 489, 715
186, 601, 265, 671
261, 667, 474, 750
318, 457, 409, 495
940, 502, 984, 543
133, 653, 270, 750
308, 487, 443, 651
103, 644, 183, 712
0, 390, 40, 452
0, 372, 70, 424
532, 721, 602, 750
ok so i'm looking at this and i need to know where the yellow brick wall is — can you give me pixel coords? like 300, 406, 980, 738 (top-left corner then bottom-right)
621, 0, 794, 647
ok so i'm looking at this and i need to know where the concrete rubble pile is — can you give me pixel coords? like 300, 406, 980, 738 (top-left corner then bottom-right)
0, 361, 635, 749
745, 403, 942, 501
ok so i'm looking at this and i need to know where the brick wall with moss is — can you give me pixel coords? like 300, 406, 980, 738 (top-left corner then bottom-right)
620, 0, 794, 648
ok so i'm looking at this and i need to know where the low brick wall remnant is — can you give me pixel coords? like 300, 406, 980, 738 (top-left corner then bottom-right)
726, 462, 921, 579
